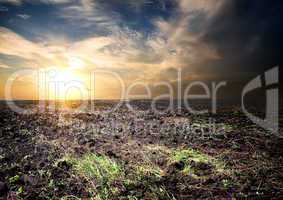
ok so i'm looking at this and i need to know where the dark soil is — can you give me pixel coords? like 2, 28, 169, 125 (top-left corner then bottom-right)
0, 102, 282, 199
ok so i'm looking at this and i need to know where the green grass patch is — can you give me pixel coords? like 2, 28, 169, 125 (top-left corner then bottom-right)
169, 148, 226, 176
67, 153, 122, 182
64, 153, 123, 200
123, 163, 174, 200
9, 175, 20, 184
134, 164, 163, 181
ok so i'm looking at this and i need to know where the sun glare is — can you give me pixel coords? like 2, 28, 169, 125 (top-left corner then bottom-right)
44, 68, 89, 100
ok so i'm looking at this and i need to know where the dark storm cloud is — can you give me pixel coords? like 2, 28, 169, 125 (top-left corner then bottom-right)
200, 0, 283, 74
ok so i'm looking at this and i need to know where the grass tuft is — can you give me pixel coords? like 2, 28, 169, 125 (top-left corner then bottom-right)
64, 153, 123, 200
170, 148, 226, 175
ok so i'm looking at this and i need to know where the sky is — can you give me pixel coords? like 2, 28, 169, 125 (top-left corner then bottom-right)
0, 0, 282, 100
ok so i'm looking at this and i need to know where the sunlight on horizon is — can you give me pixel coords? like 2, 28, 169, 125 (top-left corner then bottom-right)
43, 67, 90, 100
